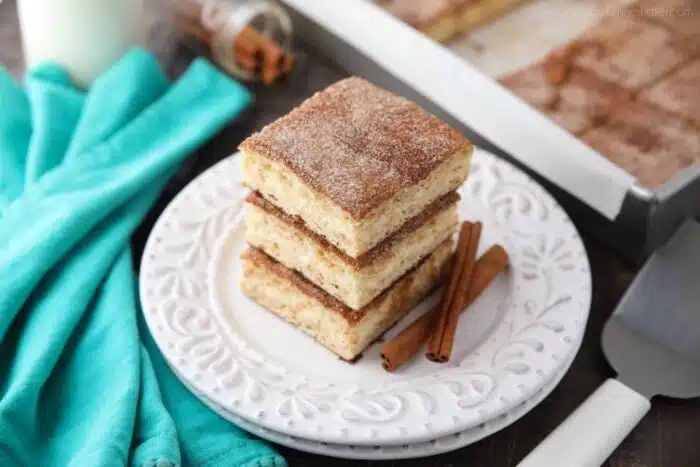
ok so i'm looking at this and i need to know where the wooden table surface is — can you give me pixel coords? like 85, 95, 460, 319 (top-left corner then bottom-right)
2, 1, 699, 465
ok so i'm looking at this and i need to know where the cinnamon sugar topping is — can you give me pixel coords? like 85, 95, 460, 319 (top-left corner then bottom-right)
239, 77, 471, 219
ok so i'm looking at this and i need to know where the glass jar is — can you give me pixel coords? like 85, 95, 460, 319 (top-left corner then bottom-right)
172, 0, 293, 82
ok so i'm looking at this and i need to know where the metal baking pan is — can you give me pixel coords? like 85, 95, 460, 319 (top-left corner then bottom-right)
278, 0, 700, 264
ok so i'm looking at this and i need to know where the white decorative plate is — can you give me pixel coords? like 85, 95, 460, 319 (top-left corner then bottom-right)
140, 147, 591, 446
173, 347, 577, 460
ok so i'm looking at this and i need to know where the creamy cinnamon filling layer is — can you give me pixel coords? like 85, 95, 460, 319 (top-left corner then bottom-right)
246, 190, 459, 268
245, 190, 459, 310
240, 241, 452, 360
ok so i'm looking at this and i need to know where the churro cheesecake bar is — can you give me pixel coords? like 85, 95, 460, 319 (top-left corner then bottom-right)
240, 77, 472, 258
240, 240, 452, 360
239, 77, 472, 358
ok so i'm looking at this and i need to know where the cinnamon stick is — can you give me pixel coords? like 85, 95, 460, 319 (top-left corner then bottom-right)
234, 25, 288, 79
262, 67, 282, 85
234, 50, 259, 72
234, 26, 264, 57
175, 16, 260, 71
282, 54, 295, 74
427, 221, 482, 363
381, 244, 507, 372
262, 39, 285, 70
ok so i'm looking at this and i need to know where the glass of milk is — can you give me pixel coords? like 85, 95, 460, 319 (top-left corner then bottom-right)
17, 0, 146, 88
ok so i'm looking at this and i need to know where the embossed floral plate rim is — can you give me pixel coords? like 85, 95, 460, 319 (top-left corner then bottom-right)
173, 346, 578, 460
140, 147, 592, 445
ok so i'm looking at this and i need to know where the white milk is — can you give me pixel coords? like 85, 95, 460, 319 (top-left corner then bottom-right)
18, 0, 146, 88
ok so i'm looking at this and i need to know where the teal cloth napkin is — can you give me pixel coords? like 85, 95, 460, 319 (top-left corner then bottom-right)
0, 49, 286, 467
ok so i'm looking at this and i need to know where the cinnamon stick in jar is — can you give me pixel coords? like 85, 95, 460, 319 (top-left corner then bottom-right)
381, 244, 507, 372
172, 0, 294, 83
281, 54, 295, 74
233, 25, 263, 57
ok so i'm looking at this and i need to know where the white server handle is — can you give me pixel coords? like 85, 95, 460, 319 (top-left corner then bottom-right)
518, 378, 651, 467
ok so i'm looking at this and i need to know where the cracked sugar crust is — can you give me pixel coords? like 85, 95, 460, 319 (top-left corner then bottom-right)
239, 77, 471, 220
641, 58, 700, 129
581, 100, 700, 186
501, 60, 632, 136
571, 16, 691, 91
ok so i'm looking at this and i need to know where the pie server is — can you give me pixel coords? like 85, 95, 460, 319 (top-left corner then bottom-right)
518, 219, 700, 467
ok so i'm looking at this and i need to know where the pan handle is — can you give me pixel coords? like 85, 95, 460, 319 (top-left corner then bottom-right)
517, 378, 651, 467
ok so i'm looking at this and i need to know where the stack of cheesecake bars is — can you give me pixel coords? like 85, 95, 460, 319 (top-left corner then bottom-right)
238, 77, 473, 361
